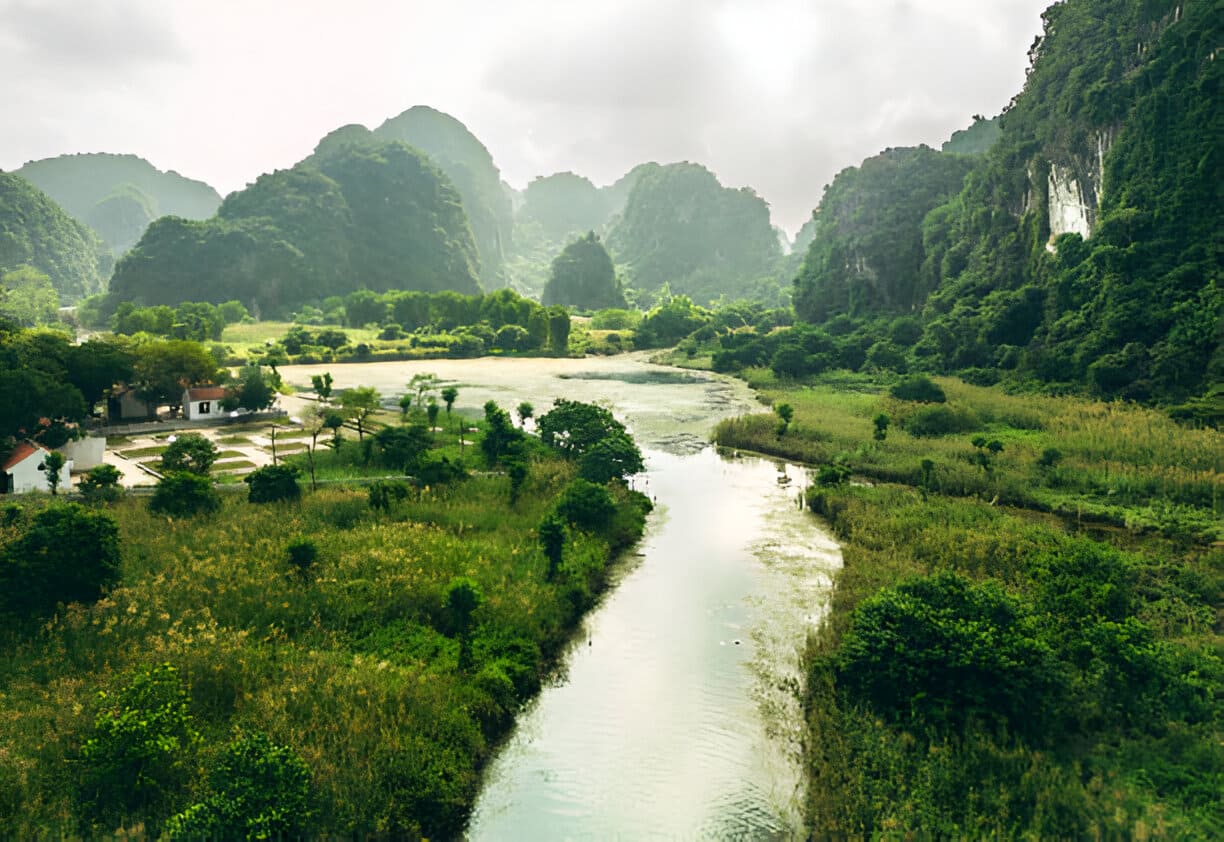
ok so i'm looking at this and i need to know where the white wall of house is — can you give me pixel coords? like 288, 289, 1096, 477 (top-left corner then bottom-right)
62, 436, 104, 471
183, 394, 222, 421
6, 452, 73, 494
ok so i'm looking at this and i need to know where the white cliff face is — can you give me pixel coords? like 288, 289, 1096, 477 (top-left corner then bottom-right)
1045, 129, 1114, 250
1048, 164, 1093, 240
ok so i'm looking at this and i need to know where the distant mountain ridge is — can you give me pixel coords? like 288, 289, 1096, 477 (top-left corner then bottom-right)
107, 138, 479, 316
16, 153, 221, 255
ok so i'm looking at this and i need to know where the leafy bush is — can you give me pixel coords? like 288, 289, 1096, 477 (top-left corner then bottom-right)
837, 572, 1056, 735
554, 479, 616, 532
890, 375, 946, 403
578, 432, 644, 483
0, 502, 121, 617
164, 732, 312, 841
285, 537, 318, 578
415, 452, 467, 487
243, 464, 301, 503
149, 472, 222, 517
78, 463, 123, 502
368, 479, 411, 511
161, 433, 218, 475
903, 404, 979, 437
79, 663, 200, 821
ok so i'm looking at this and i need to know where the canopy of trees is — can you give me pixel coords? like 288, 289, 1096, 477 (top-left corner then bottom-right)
374, 106, 514, 289
791, 0, 1222, 404
793, 147, 973, 322
607, 162, 782, 305
542, 233, 626, 310
0, 172, 111, 301
107, 139, 480, 317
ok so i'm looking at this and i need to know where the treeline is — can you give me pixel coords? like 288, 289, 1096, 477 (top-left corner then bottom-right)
0, 322, 279, 458
790, 0, 1221, 407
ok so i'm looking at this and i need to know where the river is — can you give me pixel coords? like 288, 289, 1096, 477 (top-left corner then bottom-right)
280, 353, 842, 840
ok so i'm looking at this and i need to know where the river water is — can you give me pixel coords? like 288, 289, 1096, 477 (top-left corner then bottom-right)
280, 354, 842, 840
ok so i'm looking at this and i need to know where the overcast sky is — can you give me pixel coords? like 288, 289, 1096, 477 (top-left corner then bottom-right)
0, 0, 1050, 235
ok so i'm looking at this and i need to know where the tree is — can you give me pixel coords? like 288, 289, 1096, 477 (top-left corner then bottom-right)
161, 433, 217, 475
426, 399, 440, 432
872, 412, 890, 442
0, 266, 59, 326
67, 337, 135, 413
441, 386, 459, 429
163, 732, 312, 841
244, 464, 301, 503
0, 502, 121, 617
80, 663, 200, 821
235, 365, 278, 411
0, 368, 87, 440
132, 339, 219, 415
507, 458, 528, 505
310, 372, 333, 404
480, 400, 523, 467
536, 398, 626, 457
406, 372, 440, 409
374, 424, 431, 473
547, 306, 571, 354
446, 577, 484, 669
538, 513, 567, 580
516, 401, 534, 429
323, 410, 346, 452
775, 402, 794, 436
150, 472, 221, 517
41, 450, 65, 495
542, 232, 627, 310
555, 479, 616, 532
578, 433, 644, 484
298, 404, 327, 490
340, 386, 381, 441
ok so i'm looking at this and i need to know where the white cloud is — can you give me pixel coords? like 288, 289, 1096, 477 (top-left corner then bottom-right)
0, 0, 1050, 233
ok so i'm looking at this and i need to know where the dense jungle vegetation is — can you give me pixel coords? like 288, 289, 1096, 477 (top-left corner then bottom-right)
0, 172, 112, 301
791, 0, 1221, 405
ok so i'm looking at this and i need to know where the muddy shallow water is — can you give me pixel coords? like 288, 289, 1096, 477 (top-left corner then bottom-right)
280, 354, 842, 839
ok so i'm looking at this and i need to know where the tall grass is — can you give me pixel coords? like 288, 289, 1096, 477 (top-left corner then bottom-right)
0, 457, 648, 837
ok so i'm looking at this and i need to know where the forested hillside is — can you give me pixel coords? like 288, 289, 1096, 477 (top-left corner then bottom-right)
107, 140, 479, 317
16, 153, 221, 255
374, 106, 514, 289
0, 172, 111, 301
793, 0, 1222, 404
793, 147, 974, 322
607, 162, 783, 305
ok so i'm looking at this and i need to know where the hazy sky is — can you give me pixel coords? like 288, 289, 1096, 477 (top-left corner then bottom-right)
0, 0, 1050, 235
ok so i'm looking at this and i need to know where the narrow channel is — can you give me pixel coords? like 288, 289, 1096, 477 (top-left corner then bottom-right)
280, 356, 843, 839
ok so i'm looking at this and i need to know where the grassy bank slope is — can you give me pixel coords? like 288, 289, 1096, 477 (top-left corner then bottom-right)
713, 370, 1222, 838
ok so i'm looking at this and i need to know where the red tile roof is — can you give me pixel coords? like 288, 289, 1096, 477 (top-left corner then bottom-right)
185, 386, 227, 400
2, 441, 45, 472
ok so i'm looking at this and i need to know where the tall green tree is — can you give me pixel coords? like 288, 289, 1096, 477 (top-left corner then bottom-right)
542, 233, 627, 310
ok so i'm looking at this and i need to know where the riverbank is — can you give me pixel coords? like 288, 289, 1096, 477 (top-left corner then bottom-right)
0, 396, 651, 838
709, 366, 1223, 837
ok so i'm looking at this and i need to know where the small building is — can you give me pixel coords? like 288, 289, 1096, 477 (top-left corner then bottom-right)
62, 435, 105, 471
2, 442, 73, 494
107, 388, 158, 423
183, 386, 229, 421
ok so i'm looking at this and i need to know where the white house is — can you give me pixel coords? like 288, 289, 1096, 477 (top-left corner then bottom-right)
183, 386, 228, 421
2, 442, 73, 494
